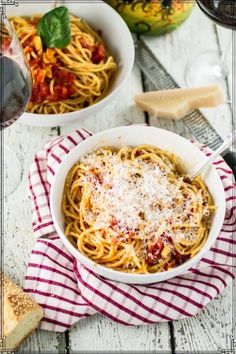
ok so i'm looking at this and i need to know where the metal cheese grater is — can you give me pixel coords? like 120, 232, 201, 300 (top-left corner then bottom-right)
135, 38, 236, 177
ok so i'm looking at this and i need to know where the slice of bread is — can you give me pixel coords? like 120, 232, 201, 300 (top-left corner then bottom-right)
1, 273, 43, 350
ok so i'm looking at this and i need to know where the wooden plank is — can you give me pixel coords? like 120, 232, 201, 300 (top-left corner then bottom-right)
141, 6, 233, 353
69, 315, 171, 353
3, 123, 65, 353
173, 285, 233, 353
61, 66, 171, 352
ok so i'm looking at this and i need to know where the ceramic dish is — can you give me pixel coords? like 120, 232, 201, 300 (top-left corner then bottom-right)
50, 126, 226, 284
7, 1, 134, 127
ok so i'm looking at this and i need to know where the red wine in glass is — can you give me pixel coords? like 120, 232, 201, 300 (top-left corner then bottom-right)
0, 56, 31, 128
196, 0, 236, 29
1, 17, 32, 195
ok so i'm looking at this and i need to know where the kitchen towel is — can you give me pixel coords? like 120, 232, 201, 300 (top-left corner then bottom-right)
24, 128, 236, 331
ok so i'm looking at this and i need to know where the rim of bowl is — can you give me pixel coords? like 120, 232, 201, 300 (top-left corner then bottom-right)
17, 2, 135, 124
50, 126, 226, 284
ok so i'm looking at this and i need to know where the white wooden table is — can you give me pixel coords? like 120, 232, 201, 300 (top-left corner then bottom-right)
4, 5, 234, 353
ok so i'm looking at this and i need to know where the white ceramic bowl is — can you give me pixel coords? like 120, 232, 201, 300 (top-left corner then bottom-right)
50, 126, 226, 284
7, 1, 134, 127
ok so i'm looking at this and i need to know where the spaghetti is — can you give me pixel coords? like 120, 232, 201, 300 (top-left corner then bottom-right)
62, 145, 215, 274
10, 14, 117, 114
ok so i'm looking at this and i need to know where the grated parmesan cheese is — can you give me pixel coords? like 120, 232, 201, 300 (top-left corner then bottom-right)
81, 148, 210, 248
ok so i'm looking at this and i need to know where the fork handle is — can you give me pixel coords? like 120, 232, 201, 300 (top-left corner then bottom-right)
190, 132, 235, 180
222, 150, 236, 179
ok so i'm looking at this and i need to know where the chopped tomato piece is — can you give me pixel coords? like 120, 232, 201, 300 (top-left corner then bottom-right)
54, 85, 63, 95
29, 54, 76, 103
68, 86, 76, 96
23, 37, 33, 47
164, 263, 169, 271
61, 86, 68, 99
29, 59, 39, 67
31, 82, 50, 104
146, 240, 164, 266
47, 93, 59, 102
54, 85, 68, 99
35, 68, 46, 83
111, 218, 118, 227
174, 252, 186, 265
40, 83, 49, 97
68, 72, 77, 81
80, 38, 90, 49
161, 233, 172, 244
91, 44, 106, 64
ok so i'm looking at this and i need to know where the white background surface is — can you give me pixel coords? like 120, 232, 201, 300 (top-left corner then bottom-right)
3, 3, 234, 353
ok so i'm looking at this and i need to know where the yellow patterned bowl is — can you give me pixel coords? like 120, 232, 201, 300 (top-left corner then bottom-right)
105, 0, 194, 36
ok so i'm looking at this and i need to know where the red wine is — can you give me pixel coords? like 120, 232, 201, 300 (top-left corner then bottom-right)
197, 0, 236, 29
0, 56, 31, 128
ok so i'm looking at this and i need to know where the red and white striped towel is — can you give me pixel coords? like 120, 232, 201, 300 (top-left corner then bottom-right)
24, 128, 236, 332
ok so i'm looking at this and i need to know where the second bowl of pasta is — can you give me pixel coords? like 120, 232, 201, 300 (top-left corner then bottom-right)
7, 1, 134, 127
50, 126, 226, 284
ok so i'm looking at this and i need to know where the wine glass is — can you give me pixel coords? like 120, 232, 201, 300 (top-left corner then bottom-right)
1, 16, 32, 196
185, 0, 235, 87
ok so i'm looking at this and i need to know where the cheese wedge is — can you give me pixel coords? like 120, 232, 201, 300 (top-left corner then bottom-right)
134, 85, 225, 120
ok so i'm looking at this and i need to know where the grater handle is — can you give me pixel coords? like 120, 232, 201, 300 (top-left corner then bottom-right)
218, 131, 236, 179
223, 151, 236, 179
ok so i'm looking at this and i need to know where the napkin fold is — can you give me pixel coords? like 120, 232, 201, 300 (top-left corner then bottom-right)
24, 128, 236, 332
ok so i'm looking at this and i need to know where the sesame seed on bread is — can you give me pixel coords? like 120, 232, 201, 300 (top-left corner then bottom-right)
1, 272, 43, 350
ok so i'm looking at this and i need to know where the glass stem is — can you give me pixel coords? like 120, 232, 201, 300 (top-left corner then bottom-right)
220, 32, 232, 70
219, 33, 232, 105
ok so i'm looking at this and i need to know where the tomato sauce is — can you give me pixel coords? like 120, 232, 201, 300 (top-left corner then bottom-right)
91, 44, 106, 64
31, 62, 76, 103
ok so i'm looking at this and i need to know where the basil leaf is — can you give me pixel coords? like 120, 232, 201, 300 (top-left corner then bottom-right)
37, 6, 71, 48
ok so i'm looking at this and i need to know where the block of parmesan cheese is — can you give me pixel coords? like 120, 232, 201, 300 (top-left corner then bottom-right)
134, 85, 225, 120
1, 273, 43, 351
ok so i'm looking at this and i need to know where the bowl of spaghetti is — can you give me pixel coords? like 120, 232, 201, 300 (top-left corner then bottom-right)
7, 1, 134, 127
50, 126, 226, 284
